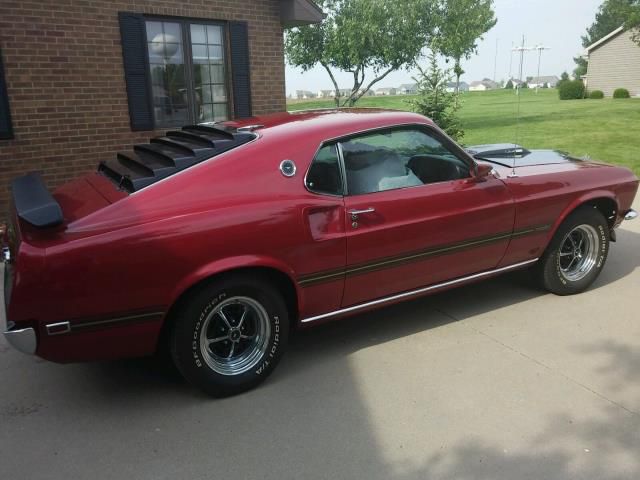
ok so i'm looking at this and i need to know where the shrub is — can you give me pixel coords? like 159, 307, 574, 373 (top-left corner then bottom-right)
557, 72, 570, 90
613, 88, 630, 98
589, 90, 604, 99
505, 79, 513, 89
558, 80, 585, 100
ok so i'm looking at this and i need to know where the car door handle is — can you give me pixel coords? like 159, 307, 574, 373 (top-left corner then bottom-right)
348, 207, 375, 219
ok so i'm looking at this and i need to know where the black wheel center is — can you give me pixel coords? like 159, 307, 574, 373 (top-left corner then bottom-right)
230, 329, 241, 342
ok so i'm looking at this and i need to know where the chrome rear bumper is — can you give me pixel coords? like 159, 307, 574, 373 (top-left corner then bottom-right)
1, 264, 36, 355
624, 209, 637, 221
3, 324, 37, 355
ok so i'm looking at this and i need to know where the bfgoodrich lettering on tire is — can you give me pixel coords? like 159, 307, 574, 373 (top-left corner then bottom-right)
170, 274, 289, 397
533, 206, 609, 295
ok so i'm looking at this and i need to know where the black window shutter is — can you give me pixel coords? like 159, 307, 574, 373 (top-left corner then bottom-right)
0, 48, 13, 140
118, 12, 154, 131
229, 21, 253, 119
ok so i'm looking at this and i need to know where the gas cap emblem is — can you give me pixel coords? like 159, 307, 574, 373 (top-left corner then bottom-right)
280, 159, 297, 177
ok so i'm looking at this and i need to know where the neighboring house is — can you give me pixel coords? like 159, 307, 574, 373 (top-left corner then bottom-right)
375, 87, 397, 96
317, 88, 353, 98
469, 79, 498, 91
528, 76, 560, 88
505, 78, 524, 88
398, 83, 418, 95
445, 81, 469, 93
584, 26, 640, 97
296, 90, 316, 99
0, 0, 323, 214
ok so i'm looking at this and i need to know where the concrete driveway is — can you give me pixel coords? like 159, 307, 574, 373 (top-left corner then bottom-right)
2, 204, 639, 480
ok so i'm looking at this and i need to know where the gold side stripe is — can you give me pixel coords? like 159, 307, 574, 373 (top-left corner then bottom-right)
298, 224, 550, 287
300, 258, 539, 323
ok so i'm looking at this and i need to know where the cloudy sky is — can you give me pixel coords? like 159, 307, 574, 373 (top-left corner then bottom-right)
285, 0, 604, 94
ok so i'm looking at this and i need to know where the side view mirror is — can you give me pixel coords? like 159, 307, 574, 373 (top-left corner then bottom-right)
471, 162, 494, 182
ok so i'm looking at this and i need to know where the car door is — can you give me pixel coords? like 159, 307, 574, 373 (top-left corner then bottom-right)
340, 125, 516, 307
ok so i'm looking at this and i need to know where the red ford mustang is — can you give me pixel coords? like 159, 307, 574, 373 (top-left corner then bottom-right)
2, 109, 638, 396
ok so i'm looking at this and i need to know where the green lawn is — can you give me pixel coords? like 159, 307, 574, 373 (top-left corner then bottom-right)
287, 89, 640, 174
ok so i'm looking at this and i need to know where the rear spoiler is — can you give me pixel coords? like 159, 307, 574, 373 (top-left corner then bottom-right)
10, 173, 63, 228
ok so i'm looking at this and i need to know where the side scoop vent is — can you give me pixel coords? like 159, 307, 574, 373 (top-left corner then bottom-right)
98, 125, 255, 193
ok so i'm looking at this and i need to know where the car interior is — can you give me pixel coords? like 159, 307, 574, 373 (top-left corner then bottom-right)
306, 129, 471, 196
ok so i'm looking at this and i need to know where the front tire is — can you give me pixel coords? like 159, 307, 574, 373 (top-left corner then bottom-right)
170, 274, 289, 397
534, 206, 609, 295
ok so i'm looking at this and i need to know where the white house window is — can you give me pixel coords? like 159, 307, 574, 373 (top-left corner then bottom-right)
145, 19, 229, 128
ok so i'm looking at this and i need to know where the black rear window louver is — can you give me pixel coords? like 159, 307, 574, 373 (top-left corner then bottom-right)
98, 125, 255, 192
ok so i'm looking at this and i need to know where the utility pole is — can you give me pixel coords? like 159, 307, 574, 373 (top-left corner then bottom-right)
493, 38, 499, 83
512, 36, 533, 95
508, 41, 514, 80
534, 44, 551, 93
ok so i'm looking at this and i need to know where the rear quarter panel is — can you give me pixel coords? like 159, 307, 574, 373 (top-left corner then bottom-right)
31, 131, 345, 360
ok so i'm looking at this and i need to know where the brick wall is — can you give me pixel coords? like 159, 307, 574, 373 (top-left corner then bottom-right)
0, 0, 286, 214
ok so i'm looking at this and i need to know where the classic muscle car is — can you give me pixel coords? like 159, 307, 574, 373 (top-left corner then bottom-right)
2, 109, 638, 396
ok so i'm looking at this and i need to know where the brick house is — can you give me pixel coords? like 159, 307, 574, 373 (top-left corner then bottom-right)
0, 0, 322, 213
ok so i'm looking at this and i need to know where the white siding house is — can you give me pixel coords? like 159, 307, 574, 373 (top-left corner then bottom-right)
585, 26, 640, 97
528, 76, 560, 88
375, 87, 397, 96
469, 80, 497, 91
296, 90, 316, 99
445, 81, 469, 93
398, 83, 417, 95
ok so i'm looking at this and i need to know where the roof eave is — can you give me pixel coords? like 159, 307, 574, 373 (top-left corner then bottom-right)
280, 0, 325, 28
585, 26, 624, 53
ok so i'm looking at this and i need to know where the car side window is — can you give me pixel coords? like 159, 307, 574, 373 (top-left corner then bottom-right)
305, 144, 344, 196
339, 128, 470, 195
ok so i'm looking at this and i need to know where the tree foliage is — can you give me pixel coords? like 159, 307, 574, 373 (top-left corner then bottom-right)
285, 0, 438, 107
582, 0, 638, 47
572, 56, 588, 79
410, 51, 463, 141
432, 0, 497, 95
285, 0, 496, 107
625, 2, 640, 44
574, 0, 640, 74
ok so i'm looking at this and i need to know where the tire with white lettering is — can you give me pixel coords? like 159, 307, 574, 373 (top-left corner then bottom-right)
170, 274, 289, 397
533, 206, 609, 295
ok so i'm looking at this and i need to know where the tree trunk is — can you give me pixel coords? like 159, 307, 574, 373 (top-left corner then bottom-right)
454, 58, 462, 109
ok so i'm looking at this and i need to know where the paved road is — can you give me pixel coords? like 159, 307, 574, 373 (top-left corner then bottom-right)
2, 203, 639, 480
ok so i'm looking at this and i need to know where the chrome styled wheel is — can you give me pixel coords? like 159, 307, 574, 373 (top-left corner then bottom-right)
558, 224, 600, 282
199, 296, 271, 376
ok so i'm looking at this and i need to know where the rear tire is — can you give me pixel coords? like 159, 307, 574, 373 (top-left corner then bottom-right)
170, 274, 289, 397
533, 206, 609, 295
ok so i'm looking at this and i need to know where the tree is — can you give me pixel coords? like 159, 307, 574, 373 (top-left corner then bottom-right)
285, 0, 438, 107
625, 2, 640, 44
505, 79, 513, 89
573, 56, 588, 79
432, 0, 497, 98
410, 51, 463, 141
557, 71, 570, 89
573, 0, 639, 75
